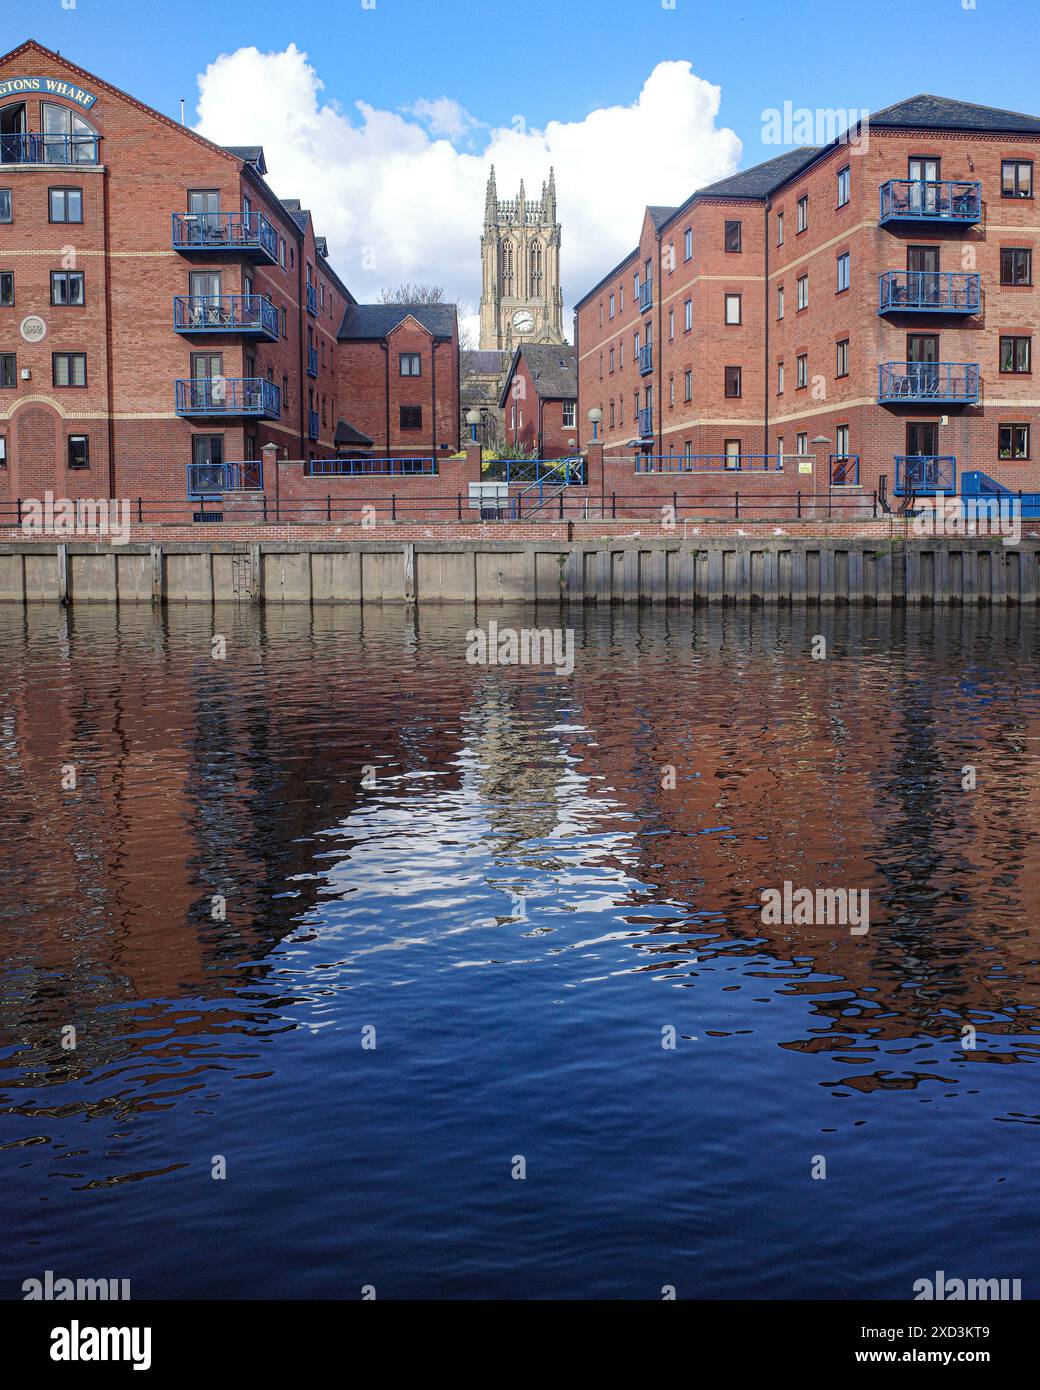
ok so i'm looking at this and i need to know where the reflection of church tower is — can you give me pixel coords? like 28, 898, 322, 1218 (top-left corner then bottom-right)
479, 165, 565, 352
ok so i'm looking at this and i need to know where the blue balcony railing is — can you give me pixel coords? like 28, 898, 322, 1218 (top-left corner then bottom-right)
639, 281, 653, 311
186, 460, 263, 498
637, 406, 653, 438
878, 361, 979, 404
635, 454, 780, 473
878, 270, 980, 314
175, 378, 281, 419
307, 346, 318, 377
306, 283, 318, 316
894, 455, 957, 496
0, 132, 99, 165
638, 343, 653, 375
173, 294, 279, 339
879, 179, 981, 225
830, 454, 860, 485
308, 409, 320, 440
171, 211, 278, 262
306, 457, 437, 476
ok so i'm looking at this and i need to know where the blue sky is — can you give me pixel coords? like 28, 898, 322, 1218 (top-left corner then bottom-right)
7, 0, 1038, 169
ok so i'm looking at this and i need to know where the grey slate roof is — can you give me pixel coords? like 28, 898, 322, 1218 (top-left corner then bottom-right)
498, 343, 577, 407
225, 145, 267, 173
462, 350, 507, 376
647, 205, 677, 230
334, 419, 374, 447
338, 303, 457, 341
869, 94, 1040, 134
693, 146, 822, 201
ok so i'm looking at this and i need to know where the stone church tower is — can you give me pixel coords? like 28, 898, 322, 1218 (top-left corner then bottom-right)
479, 166, 565, 351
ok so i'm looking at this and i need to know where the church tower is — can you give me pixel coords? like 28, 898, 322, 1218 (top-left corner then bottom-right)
479, 166, 565, 351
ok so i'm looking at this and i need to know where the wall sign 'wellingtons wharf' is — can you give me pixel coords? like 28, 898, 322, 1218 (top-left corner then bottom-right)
0, 75, 97, 108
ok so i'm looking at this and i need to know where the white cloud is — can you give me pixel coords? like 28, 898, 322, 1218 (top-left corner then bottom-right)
193, 45, 742, 344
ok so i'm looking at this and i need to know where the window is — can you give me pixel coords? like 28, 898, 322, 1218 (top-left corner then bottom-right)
1000, 335, 1031, 373
776, 211, 784, 245
777, 285, 784, 319
0, 354, 15, 388
797, 274, 808, 310
400, 405, 422, 430
0, 189, 10, 223
279, 237, 286, 268
619, 286, 623, 311
797, 195, 808, 232
836, 338, 849, 377
668, 309, 674, 339
724, 220, 742, 253
609, 292, 615, 318
400, 353, 421, 376
836, 252, 850, 292
51, 271, 84, 305
289, 247, 295, 270
684, 369, 692, 401
837, 165, 850, 207
0, 271, 11, 306
609, 347, 615, 372
280, 307, 287, 338
668, 376, 675, 406
725, 293, 741, 324
562, 402, 575, 428
68, 435, 89, 469
0, 434, 6, 466
777, 360, 784, 394
796, 431, 808, 456
1002, 161, 1033, 198
684, 228, 692, 260
684, 298, 692, 331
53, 352, 87, 387
725, 439, 741, 469
835, 425, 850, 458
1001, 248, 1032, 285
724, 365, 741, 397
999, 423, 1029, 459
796, 354, 808, 389
619, 341, 624, 367
609, 400, 615, 429
776, 436, 784, 464
49, 187, 83, 223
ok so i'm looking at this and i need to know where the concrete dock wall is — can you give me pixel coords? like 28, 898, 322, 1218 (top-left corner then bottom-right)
0, 539, 1037, 605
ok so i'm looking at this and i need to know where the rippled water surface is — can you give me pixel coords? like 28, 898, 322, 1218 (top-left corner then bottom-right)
1, 602, 1039, 1299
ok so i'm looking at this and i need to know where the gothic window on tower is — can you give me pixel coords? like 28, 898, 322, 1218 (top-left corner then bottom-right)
529, 241, 542, 295
501, 240, 514, 296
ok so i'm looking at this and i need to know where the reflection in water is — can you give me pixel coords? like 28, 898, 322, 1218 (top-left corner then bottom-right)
0, 602, 1038, 1298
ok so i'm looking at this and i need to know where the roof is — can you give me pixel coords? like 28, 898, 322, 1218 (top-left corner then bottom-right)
462, 350, 507, 376
869, 93, 1040, 134
338, 303, 457, 340
224, 145, 267, 174
334, 419, 374, 448
647, 205, 677, 230
691, 146, 822, 202
498, 343, 577, 407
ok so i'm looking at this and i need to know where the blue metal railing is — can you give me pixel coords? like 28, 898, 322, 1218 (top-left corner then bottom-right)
878, 270, 980, 314
307, 346, 318, 377
638, 344, 653, 375
173, 294, 279, 337
637, 407, 653, 438
482, 457, 585, 485
879, 179, 981, 224
894, 455, 957, 495
639, 281, 653, 311
962, 470, 1040, 518
636, 453, 780, 473
305, 457, 437, 476
0, 132, 99, 165
306, 283, 318, 315
308, 409, 320, 440
175, 378, 281, 418
171, 210, 278, 260
830, 454, 860, 485
879, 361, 979, 403
186, 460, 263, 498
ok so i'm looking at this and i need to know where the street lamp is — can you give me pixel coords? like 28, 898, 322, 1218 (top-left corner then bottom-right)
465, 408, 481, 443
587, 406, 603, 441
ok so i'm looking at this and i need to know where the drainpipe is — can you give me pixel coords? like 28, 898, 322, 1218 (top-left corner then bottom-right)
764, 200, 770, 467
431, 338, 438, 455
656, 228, 663, 457
381, 342, 390, 453
102, 155, 116, 498
297, 241, 305, 456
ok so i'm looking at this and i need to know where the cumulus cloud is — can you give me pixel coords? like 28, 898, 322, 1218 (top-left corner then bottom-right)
193, 45, 741, 342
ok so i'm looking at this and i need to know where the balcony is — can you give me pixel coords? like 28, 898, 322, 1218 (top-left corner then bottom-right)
175, 378, 281, 419
639, 281, 653, 311
878, 361, 979, 404
637, 406, 653, 438
307, 346, 318, 377
879, 179, 981, 226
829, 454, 860, 485
308, 409, 320, 440
878, 271, 980, 314
171, 211, 278, 263
894, 455, 957, 496
0, 132, 99, 166
173, 295, 279, 340
186, 460, 263, 498
638, 344, 653, 376
306, 283, 318, 316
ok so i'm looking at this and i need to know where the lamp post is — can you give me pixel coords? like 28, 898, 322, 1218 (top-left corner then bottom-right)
810, 434, 831, 519
465, 408, 481, 444
587, 406, 603, 442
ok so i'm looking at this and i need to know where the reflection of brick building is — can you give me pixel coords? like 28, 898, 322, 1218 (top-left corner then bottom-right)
576, 96, 1040, 502
498, 343, 577, 458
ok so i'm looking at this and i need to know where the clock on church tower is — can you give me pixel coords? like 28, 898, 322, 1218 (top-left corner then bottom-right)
478, 165, 566, 352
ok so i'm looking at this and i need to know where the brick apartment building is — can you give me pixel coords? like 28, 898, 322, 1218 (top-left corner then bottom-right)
0, 40, 459, 508
575, 95, 1040, 504
498, 342, 577, 457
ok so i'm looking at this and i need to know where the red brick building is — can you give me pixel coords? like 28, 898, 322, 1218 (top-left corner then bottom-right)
576, 95, 1040, 505
0, 40, 459, 509
498, 342, 577, 457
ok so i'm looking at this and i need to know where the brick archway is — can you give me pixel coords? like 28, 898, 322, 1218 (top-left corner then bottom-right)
12, 403, 61, 501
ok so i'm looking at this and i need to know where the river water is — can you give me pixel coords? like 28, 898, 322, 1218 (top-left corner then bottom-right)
1, 602, 1038, 1299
